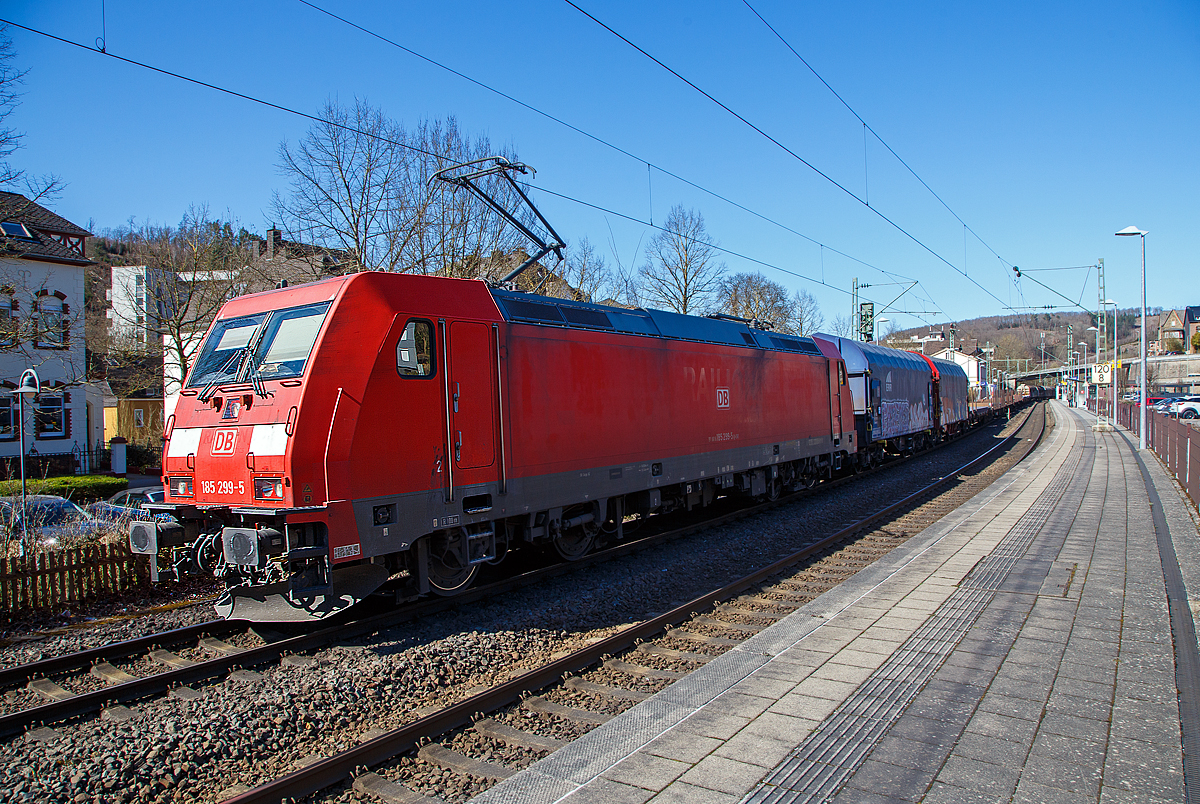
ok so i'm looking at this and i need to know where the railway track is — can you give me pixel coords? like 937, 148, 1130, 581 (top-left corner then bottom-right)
0, 404, 1034, 747
213, 401, 1047, 804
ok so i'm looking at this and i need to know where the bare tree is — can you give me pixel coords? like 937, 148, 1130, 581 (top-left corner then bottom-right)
552, 236, 609, 302
0, 27, 25, 187
717, 273, 825, 336
105, 209, 254, 396
602, 222, 643, 308
829, 314, 854, 338
0, 27, 61, 199
792, 288, 825, 335
718, 272, 791, 328
639, 205, 726, 315
273, 100, 532, 276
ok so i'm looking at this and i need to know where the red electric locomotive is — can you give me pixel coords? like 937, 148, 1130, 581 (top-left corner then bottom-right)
132, 271, 857, 621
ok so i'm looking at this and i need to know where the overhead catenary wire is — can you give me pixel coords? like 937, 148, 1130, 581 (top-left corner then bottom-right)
741, 0, 1015, 287
4, 16, 906, 308
561, 0, 1016, 313
292, 0, 924, 291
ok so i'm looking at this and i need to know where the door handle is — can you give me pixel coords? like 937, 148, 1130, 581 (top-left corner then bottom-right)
453, 382, 460, 413
455, 431, 462, 462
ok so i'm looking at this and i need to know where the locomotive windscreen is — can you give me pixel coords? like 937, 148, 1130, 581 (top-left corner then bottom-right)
188, 301, 332, 387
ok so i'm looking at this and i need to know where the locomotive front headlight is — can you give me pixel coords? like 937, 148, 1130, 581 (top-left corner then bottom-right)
170, 476, 194, 498
254, 477, 285, 500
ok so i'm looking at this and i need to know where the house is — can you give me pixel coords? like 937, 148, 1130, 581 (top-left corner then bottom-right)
0, 191, 105, 463
1158, 309, 1187, 353
1161, 306, 1200, 353
931, 347, 987, 390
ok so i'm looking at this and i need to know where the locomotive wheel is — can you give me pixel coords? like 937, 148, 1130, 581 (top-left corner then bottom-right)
799, 468, 818, 489
426, 535, 478, 596
553, 528, 595, 561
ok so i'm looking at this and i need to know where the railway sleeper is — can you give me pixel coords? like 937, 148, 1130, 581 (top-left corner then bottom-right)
473, 718, 565, 753
26, 678, 73, 702
602, 658, 686, 681
417, 743, 514, 781
740, 594, 805, 609
353, 771, 447, 804
565, 677, 649, 702
715, 602, 786, 620
90, 662, 136, 685
521, 695, 612, 725
635, 643, 714, 664
669, 629, 742, 647
690, 615, 766, 634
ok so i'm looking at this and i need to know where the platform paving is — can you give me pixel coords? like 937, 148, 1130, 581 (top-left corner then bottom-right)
469, 401, 1200, 804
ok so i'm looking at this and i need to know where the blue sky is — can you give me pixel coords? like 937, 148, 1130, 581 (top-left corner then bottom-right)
4, 0, 1197, 330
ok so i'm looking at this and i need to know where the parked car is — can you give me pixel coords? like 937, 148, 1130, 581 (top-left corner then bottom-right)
0, 495, 109, 546
1177, 399, 1200, 420
1162, 395, 1199, 415
87, 487, 170, 526
1153, 397, 1184, 414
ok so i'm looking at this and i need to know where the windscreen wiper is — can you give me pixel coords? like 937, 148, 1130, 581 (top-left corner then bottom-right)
198, 350, 245, 403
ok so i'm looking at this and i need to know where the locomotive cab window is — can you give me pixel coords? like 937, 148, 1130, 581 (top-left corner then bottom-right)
188, 301, 332, 387
396, 320, 435, 377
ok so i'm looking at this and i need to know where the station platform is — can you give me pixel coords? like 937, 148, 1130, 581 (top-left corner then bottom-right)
472, 401, 1200, 804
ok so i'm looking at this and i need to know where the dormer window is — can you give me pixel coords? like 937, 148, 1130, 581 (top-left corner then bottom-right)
0, 221, 34, 239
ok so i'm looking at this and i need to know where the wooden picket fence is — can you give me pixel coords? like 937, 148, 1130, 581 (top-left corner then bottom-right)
0, 542, 143, 613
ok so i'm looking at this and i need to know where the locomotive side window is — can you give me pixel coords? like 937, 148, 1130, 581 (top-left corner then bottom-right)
396, 320, 435, 377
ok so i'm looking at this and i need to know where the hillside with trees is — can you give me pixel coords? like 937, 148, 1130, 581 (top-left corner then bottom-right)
889, 307, 1157, 370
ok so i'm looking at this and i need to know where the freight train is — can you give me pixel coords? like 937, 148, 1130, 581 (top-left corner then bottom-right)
132, 271, 1003, 622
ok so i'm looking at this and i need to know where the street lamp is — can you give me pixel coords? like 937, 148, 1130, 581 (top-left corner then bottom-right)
1071, 351, 1080, 407
1116, 226, 1148, 449
14, 368, 39, 556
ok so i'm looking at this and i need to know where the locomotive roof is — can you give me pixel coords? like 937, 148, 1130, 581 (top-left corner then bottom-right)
490, 288, 823, 356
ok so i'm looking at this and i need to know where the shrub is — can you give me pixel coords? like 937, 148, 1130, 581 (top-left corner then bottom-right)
127, 443, 162, 471
0, 475, 129, 503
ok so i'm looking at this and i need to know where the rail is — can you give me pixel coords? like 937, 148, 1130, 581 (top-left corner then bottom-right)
223, 402, 1046, 804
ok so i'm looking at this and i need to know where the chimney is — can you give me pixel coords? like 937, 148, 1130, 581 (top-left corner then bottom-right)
267, 227, 283, 259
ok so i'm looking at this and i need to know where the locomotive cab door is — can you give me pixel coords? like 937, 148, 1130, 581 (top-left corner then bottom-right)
448, 320, 497, 471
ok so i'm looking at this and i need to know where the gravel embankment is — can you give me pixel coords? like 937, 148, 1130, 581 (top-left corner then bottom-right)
0, 412, 1034, 804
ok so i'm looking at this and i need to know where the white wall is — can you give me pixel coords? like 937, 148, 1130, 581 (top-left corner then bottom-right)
0, 256, 89, 459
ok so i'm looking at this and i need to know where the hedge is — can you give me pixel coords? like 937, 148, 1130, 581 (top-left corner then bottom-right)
0, 475, 129, 503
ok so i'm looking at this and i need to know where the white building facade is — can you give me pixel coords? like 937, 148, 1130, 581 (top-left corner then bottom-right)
0, 192, 103, 461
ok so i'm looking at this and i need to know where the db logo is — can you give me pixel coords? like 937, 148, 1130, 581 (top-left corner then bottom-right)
716, 387, 730, 409
211, 429, 237, 455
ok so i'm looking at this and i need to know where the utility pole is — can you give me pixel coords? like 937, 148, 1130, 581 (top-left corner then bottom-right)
1097, 258, 1107, 367
851, 278, 859, 341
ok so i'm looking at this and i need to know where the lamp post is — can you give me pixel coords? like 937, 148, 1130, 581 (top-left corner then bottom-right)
1116, 226, 1148, 449
15, 368, 39, 557
1071, 351, 1080, 407
1104, 299, 1116, 423
1087, 326, 1099, 424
